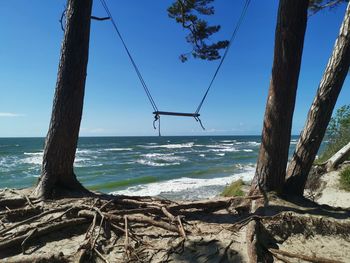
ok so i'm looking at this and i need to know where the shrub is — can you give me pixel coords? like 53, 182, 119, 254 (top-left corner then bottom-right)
318, 105, 350, 163
221, 179, 244, 197
339, 166, 350, 192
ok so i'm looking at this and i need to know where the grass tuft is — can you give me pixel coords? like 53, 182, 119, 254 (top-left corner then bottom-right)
339, 166, 350, 192
221, 179, 244, 197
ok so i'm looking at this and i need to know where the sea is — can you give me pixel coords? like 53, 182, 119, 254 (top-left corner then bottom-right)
0, 136, 300, 200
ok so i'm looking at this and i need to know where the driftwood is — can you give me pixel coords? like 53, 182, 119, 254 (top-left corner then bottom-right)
326, 142, 350, 171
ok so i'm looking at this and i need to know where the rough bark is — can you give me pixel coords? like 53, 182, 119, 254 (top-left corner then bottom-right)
250, 0, 309, 195
35, 0, 93, 199
284, 3, 350, 196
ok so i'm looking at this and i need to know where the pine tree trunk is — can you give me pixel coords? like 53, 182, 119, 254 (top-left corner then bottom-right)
249, 0, 309, 195
35, 0, 93, 199
284, 2, 350, 196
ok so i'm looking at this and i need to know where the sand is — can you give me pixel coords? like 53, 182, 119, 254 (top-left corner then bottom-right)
317, 167, 350, 208
1, 167, 350, 263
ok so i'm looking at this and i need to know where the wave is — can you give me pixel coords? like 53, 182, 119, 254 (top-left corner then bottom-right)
247, 141, 260, 146
88, 176, 158, 190
136, 153, 187, 167
209, 148, 239, 153
104, 148, 133, 151
24, 152, 43, 156
136, 159, 180, 167
143, 153, 186, 162
111, 166, 255, 198
76, 149, 97, 154
139, 142, 194, 149
136, 153, 188, 166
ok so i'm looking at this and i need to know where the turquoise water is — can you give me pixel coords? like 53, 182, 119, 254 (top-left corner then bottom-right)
0, 136, 300, 199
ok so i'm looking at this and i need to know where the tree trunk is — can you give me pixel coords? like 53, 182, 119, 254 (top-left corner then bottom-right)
249, 0, 309, 195
35, 0, 93, 199
284, 2, 350, 196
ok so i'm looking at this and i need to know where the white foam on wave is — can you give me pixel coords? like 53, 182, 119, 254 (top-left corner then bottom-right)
242, 149, 253, 152
22, 152, 43, 165
290, 139, 298, 145
24, 152, 43, 156
216, 153, 225, 156
0, 156, 20, 171
136, 159, 180, 167
21, 151, 91, 167
136, 153, 187, 167
111, 166, 255, 197
22, 156, 42, 165
104, 148, 133, 151
139, 142, 194, 149
247, 141, 260, 146
209, 148, 239, 153
76, 149, 96, 154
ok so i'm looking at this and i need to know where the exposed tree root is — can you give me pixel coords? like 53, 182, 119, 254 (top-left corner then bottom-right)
0, 191, 349, 262
0, 218, 89, 251
268, 248, 344, 263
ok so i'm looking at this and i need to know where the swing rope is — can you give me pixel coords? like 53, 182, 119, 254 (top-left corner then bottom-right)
194, 0, 251, 115
99, 0, 158, 113
99, 0, 251, 134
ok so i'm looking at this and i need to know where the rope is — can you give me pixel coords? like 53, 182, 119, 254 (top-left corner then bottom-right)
194, 0, 251, 114
99, 0, 251, 134
99, 0, 158, 112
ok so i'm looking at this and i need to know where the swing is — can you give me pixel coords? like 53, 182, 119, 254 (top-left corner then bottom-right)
99, 0, 251, 136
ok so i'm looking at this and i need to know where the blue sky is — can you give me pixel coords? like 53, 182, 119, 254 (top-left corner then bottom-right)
0, 0, 349, 137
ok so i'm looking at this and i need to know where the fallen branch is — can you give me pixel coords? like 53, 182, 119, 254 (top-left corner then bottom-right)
326, 142, 350, 171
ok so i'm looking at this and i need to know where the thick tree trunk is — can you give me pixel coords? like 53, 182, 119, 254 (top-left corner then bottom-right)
250, 0, 309, 195
284, 3, 350, 196
35, 0, 93, 199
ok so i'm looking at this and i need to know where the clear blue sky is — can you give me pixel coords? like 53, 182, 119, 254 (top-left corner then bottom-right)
0, 0, 349, 137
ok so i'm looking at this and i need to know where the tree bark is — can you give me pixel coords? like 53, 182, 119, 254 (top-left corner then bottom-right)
326, 142, 350, 171
250, 0, 309, 195
284, 2, 350, 196
35, 0, 93, 199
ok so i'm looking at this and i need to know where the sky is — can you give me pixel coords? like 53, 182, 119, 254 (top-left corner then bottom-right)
0, 0, 349, 137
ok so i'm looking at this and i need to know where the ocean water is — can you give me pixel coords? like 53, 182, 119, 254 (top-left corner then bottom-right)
0, 136, 300, 200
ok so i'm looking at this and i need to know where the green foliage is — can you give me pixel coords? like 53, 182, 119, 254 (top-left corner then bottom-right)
309, 0, 349, 15
318, 105, 350, 162
167, 0, 228, 62
339, 166, 350, 191
221, 179, 244, 197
